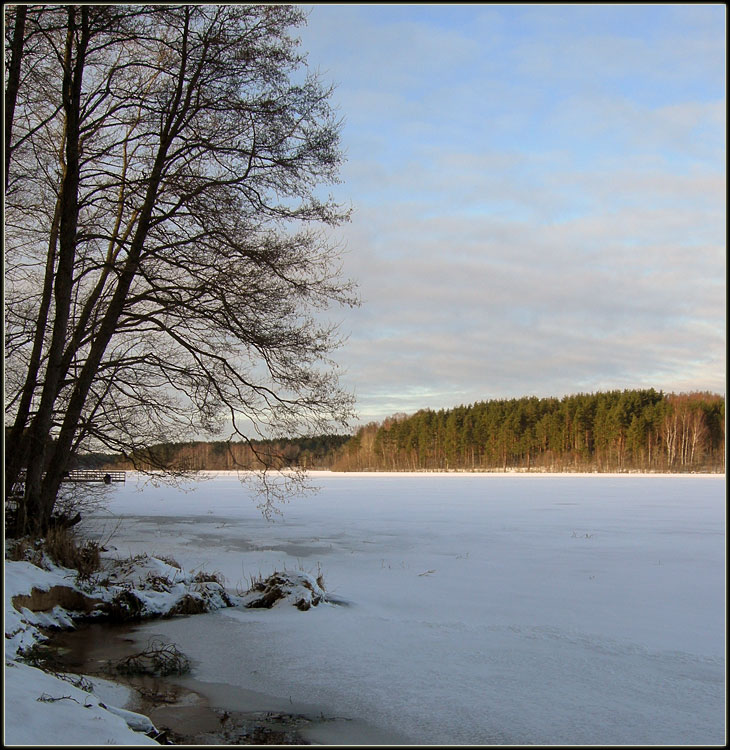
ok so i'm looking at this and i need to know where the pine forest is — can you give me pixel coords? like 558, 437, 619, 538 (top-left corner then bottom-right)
96, 389, 724, 474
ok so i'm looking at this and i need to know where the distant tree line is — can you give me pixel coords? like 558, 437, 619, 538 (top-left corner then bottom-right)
94, 390, 724, 474
330, 390, 725, 473
106, 435, 351, 472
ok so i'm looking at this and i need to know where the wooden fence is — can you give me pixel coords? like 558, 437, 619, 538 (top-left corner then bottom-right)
63, 470, 126, 483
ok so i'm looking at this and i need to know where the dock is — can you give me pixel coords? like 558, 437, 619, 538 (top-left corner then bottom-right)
63, 470, 126, 483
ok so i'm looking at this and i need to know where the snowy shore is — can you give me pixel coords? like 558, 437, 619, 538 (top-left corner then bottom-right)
4, 551, 237, 746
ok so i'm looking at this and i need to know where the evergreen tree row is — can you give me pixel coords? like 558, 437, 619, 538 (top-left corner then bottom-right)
331, 390, 725, 473
100, 390, 724, 473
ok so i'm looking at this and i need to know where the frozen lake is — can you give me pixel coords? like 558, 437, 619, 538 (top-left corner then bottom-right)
84, 472, 725, 745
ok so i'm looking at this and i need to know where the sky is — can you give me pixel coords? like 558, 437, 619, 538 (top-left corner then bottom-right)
291, 4, 725, 425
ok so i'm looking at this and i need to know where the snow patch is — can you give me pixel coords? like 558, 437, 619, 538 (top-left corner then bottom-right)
242, 570, 329, 611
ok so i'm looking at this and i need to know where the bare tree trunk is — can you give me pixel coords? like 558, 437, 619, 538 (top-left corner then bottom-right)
5, 198, 62, 502
5, 5, 27, 187
23, 7, 90, 535
39, 13, 192, 526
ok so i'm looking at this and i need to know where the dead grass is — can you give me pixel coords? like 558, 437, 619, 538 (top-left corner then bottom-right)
192, 569, 225, 585
104, 588, 145, 621
6, 537, 44, 567
166, 594, 209, 616
143, 572, 174, 592
156, 554, 181, 570
43, 527, 102, 580
6, 528, 101, 581
315, 562, 325, 591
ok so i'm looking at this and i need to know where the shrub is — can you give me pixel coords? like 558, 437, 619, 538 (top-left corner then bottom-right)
43, 527, 101, 581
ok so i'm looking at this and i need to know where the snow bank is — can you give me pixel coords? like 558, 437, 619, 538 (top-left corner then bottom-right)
4, 660, 159, 746
4, 550, 238, 745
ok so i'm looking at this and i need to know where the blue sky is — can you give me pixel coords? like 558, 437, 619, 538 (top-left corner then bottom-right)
297, 4, 725, 423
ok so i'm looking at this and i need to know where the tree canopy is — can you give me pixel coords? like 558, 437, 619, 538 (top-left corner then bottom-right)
91, 390, 724, 475
5, 5, 357, 535
332, 390, 725, 473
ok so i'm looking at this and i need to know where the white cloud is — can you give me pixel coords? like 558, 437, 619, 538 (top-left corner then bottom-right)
301, 5, 726, 422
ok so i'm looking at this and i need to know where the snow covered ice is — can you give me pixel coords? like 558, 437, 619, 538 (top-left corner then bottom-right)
94, 471, 726, 745
8, 471, 726, 745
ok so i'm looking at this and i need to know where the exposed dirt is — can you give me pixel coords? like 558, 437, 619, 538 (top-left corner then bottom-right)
12, 585, 104, 614
153, 705, 313, 745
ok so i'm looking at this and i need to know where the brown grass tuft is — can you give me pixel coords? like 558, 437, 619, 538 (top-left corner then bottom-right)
103, 589, 145, 621
192, 569, 224, 585
156, 554, 181, 570
166, 594, 208, 616
7, 529, 101, 580
6, 537, 43, 566
43, 527, 101, 580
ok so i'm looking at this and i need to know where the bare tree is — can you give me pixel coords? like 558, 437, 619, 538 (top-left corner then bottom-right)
5, 5, 357, 536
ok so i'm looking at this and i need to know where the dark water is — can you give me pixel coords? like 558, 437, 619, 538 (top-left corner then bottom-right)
38, 622, 318, 744
38, 621, 404, 745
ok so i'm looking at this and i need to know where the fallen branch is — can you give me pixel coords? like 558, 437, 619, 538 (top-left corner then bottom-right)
112, 640, 190, 676
37, 692, 92, 707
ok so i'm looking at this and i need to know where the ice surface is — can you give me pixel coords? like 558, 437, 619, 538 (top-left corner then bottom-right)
84, 472, 725, 745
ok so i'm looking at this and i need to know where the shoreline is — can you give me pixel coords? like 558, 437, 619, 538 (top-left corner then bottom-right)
9, 474, 723, 745
39, 620, 411, 745
33, 622, 314, 745
128, 468, 726, 478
